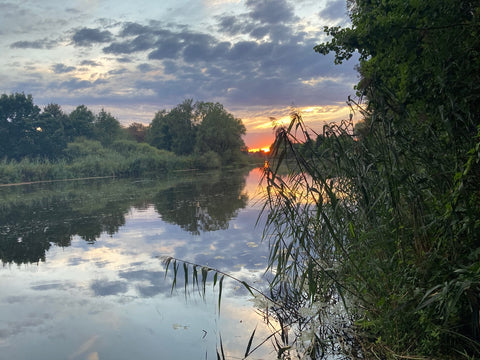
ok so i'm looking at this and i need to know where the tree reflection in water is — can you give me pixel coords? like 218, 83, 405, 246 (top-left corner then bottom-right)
153, 170, 248, 235
0, 168, 250, 265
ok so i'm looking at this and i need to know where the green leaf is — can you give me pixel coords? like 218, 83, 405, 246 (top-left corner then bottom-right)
183, 262, 188, 295
244, 326, 257, 358
218, 275, 224, 313
202, 267, 209, 297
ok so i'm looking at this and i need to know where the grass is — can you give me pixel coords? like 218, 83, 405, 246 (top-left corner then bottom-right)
0, 139, 253, 184
261, 111, 480, 359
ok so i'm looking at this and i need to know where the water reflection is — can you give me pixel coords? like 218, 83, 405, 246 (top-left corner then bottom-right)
0, 169, 249, 265
0, 168, 277, 360
153, 171, 248, 234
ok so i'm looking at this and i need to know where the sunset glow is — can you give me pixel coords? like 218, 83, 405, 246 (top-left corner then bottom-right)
0, 0, 357, 153
248, 147, 270, 153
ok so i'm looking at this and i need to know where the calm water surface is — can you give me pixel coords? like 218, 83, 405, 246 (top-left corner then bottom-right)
0, 168, 278, 360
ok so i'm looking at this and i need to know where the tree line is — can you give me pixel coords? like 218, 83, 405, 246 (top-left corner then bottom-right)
0, 94, 250, 182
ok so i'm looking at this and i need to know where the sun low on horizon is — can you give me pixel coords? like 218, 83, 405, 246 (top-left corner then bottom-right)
247, 146, 271, 154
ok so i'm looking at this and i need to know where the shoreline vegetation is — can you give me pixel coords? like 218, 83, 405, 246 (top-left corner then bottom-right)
260, 1, 480, 359
0, 95, 263, 185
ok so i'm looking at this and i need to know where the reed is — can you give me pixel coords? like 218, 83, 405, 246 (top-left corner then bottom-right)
261, 110, 480, 358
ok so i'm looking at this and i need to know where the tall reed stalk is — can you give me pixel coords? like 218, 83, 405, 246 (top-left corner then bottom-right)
261, 107, 480, 358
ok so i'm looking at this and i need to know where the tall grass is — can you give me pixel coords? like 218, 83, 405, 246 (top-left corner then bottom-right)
261, 110, 480, 358
0, 138, 247, 184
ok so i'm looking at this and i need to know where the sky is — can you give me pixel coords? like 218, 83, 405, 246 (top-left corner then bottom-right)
0, 0, 358, 149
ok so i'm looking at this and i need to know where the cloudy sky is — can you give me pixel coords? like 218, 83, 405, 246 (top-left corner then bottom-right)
0, 0, 357, 149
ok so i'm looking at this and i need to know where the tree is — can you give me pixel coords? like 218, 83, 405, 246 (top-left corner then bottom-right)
126, 122, 148, 142
0, 93, 41, 160
146, 99, 196, 155
65, 105, 95, 141
93, 109, 123, 146
194, 102, 246, 164
35, 103, 68, 159
315, 0, 479, 143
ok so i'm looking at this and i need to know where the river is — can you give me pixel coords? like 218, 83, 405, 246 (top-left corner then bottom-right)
0, 167, 281, 360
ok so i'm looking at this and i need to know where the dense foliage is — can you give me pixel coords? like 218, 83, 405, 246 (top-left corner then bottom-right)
0, 94, 250, 183
263, 1, 480, 358
146, 99, 247, 164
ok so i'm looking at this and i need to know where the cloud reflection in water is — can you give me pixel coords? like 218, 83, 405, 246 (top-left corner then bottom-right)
0, 168, 278, 359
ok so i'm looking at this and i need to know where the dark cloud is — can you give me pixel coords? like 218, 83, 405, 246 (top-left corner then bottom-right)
116, 57, 133, 63
250, 26, 270, 39
137, 63, 154, 72
108, 68, 127, 75
10, 38, 57, 49
58, 78, 107, 91
246, 0, 296, 24
72, 27, 113, 46
147, 38, 183, 59
104, 33, 156, 54
217, 15, 247, 36
319, 0, 347, 21
90, 279, 128, 296
30, 282, 72, 291
52, 63, 76, 74
11, 40, 44, 49
80, 60, 101, 66
162, 60, 179, 74
119, 22, 150, 37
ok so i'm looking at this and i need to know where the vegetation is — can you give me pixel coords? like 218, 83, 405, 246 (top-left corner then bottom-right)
261, 0, 480, 358
0, 94, 251, 184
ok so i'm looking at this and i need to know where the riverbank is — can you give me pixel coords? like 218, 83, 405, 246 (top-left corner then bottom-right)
0, 139, 260, 185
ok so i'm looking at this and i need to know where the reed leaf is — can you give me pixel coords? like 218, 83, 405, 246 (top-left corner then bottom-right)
244, 326, 256, 358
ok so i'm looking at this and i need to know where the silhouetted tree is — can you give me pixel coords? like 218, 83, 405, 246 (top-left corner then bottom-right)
195, 102, 246, 164
0, 93, 42, 160
65, 105, 95, 140
126, 122, 148, 142
94, 109, 123, 146
146, 99, 196, 155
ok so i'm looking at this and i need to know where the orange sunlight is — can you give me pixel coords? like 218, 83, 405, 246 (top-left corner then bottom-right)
248, 146, 270, 153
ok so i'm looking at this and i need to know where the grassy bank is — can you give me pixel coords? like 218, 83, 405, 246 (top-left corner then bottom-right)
0, 138, 254, 184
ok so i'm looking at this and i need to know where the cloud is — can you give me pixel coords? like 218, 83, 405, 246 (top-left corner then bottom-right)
108, 68, 127, 75
118, 269, 169, 297
116, 57, 133, 63
72, 27, 113, 46
58, 78, 101, 91
52, 63, 76, 74
246, 0, 296, 24
104, 33, 157, 54
119, 22, 150, 37
30, 282, 73, 291
80, 60, 101, 66
90, 279, 128, 296
319, 0, 347, 21
10, 39, 54, 49
137, 63, 154, 72
2, 1, 358, 132
217, 15, 249, 36
249, 25, 270, 39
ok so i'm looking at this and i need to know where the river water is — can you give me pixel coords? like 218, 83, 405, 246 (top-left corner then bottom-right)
0, 167, 280, 360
